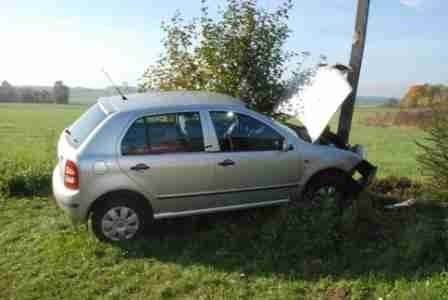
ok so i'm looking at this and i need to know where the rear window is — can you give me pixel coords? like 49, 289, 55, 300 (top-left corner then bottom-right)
67, 104, 107, 146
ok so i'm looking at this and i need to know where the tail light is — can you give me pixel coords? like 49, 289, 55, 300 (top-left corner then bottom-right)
64, 160, 79, 190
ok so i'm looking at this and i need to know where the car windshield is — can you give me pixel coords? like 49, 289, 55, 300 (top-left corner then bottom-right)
272, 119, 298, 138
67, 104, 107, 146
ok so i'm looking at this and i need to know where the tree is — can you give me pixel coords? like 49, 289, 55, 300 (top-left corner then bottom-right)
0, 81, 17, 102
383, 97, 399, 107
20, 87, 35, 103
141, 0, 309, 114
53, 81, 70, 104
417, 103, 448, 200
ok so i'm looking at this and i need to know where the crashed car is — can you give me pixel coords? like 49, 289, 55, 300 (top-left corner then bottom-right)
53, 90, 376, 242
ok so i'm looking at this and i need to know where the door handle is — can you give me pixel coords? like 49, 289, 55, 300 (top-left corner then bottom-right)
218, 159, 235, 167
130, 163, 150, 171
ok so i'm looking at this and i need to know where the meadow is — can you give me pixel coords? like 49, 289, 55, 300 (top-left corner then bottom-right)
1, 103, 447, 299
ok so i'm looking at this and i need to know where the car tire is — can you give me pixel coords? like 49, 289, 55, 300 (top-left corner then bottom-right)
303, 172, 352, 212
91, 194, 150, 242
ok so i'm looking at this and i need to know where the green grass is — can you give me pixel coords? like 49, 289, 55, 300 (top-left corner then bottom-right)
335, 107, 426, 180
0, 103, 85, 162
1, 103, 445, 299
1, 197, 447, 299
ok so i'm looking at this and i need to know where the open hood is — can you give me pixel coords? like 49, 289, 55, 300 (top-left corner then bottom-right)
276, 65, 352, 142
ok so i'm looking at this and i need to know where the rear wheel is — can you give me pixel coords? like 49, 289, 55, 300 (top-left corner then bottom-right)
91, 195, 149, 242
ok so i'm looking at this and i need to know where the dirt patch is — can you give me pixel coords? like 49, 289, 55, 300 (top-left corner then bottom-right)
363, 111, 395, 127
369, 176, 423, 199
326, 287, 349, 300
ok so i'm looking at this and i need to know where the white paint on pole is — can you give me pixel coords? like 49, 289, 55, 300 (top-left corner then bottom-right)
276, 66, 352, 142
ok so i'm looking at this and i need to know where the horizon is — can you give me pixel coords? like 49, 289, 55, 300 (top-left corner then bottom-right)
1, 0, 447, 98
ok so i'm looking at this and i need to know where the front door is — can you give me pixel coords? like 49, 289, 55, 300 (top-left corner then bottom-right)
118, 111, 217, 214
207, 111, 301, 207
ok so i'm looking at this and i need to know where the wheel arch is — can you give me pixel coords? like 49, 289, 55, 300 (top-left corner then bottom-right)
87, 189, 154, 219
302, 167, 351, 195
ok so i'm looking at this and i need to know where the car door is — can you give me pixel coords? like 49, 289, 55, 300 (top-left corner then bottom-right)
207, 110, 302, 207
117, 111, 218, 214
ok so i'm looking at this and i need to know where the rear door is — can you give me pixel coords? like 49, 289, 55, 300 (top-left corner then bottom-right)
206, 110, 302, 207
117, 111, 218, 214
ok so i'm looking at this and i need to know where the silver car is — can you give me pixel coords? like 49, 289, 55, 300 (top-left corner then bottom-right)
53, 91, 375, 242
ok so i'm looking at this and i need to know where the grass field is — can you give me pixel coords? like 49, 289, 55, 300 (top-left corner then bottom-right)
1, 103, 447, 299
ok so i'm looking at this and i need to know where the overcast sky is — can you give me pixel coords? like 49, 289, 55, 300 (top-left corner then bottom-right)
0, 0, 446, 97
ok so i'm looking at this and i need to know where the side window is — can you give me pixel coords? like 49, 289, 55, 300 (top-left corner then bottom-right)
210, 111, 284, 152
121, 118, 148, 155
121, 112, 204, 155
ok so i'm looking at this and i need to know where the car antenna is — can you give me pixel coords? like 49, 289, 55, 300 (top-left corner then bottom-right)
101, 68, 128, 101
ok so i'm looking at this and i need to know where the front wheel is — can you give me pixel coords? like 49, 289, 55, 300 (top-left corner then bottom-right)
91, 196, 149, 242
303, 173, 352, 212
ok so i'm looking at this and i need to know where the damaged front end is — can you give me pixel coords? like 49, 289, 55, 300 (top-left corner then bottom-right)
349, 159, 377, 194
276, 64, 377, 195
290, 123, 378, 194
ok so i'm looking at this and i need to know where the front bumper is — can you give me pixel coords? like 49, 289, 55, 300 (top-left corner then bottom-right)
349, 160, 377, 193
52, 166, 86, 223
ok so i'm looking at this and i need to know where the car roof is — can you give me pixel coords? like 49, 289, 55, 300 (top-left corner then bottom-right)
98, 91, 246, 114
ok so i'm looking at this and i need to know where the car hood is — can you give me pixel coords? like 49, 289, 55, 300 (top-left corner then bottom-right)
275, 64, 352, 142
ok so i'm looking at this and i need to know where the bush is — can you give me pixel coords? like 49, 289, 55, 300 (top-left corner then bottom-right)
417, 105, 448, 200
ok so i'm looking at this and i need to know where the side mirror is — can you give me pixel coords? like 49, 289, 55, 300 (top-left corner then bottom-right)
282, 141, 294, 152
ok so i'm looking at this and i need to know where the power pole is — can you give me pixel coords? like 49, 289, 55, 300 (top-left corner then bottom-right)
337, 0, 370, 144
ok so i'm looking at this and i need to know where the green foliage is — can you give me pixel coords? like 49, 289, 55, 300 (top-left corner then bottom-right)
141, 0, 309, 114
417, 105, 448, 200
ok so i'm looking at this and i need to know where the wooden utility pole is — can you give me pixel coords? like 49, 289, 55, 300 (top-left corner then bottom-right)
337, 0, 370, 144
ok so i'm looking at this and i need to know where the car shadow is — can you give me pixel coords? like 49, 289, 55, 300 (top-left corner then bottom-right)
114, 203, 447, 282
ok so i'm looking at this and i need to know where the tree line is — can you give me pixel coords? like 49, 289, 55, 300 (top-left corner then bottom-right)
0, 80, 70, 104
401, 84, 448, 108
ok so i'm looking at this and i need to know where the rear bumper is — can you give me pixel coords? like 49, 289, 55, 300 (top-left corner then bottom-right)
52, 166, 87, 223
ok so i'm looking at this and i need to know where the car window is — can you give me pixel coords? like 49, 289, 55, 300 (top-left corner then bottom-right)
122, 112, 204, 155
68, 104, 107, 146
210, 111, 283, 152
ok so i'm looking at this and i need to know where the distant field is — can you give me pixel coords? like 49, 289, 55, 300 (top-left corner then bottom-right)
0, 103, 424, 179
0, 103, 86, 163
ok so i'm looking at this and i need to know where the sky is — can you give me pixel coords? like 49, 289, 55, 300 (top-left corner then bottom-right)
0, 0, 446, 97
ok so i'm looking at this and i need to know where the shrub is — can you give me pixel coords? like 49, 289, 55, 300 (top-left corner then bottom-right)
417, 105, 448, 200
